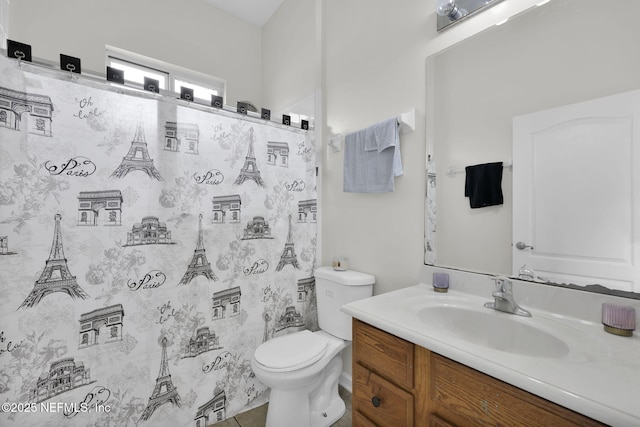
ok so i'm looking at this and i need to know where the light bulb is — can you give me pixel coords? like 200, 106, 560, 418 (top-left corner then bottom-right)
436, 0, 467, 20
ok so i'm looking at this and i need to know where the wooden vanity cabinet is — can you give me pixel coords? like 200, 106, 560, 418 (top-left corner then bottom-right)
352, 319, 604, 427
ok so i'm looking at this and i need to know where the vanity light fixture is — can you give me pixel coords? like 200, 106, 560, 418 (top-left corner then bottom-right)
436, 0, 506, 32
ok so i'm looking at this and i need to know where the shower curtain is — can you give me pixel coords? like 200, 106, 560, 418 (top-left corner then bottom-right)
0, 54, 318, 426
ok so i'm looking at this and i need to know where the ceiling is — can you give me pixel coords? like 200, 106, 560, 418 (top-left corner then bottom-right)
203, 0, 285, 27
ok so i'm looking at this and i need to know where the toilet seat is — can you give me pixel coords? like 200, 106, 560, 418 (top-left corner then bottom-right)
254, 330, 329, 372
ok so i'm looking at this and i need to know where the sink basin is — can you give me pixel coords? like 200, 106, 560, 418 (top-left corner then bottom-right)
416, 304, 570, 358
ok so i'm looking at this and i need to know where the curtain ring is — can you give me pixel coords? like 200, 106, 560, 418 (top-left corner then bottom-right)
14, 50, 25, 67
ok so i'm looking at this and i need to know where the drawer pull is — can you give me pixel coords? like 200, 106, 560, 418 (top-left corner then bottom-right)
371, 396, 381, 407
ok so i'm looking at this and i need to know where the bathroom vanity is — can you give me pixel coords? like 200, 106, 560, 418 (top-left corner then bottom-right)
343, 267, 640, 427
352, 319, 601, 426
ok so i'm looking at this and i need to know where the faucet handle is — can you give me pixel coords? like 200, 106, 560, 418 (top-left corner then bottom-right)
491, 275, 512, 292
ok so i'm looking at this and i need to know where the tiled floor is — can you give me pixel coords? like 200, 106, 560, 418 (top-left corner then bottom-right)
212, 386, 352, 427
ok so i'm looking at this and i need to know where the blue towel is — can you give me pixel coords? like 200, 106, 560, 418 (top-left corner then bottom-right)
343, 117, 402, 193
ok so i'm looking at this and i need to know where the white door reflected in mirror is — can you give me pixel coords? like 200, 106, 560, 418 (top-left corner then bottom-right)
512, 90, 640, 293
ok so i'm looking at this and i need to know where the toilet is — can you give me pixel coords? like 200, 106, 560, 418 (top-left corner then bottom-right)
251, 266, 375, 427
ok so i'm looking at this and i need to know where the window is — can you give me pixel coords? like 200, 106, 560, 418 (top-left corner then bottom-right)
174, 79, 221, 103
106, 46, 226, 103
287, 113, 309, 124
107, 57, 169, 89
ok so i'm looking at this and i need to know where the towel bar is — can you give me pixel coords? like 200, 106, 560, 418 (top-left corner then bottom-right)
447, 161, 512, 177
327, 108, 415, 152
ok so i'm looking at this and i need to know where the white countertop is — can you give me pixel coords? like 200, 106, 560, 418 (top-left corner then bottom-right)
342, 283, 640, 426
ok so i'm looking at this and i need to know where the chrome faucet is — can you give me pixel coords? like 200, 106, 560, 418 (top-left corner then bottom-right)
484, 276, 531, 317
517, 264, 550, 283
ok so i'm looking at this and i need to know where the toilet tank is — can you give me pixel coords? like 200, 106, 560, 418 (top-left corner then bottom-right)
314, 266, 375, 340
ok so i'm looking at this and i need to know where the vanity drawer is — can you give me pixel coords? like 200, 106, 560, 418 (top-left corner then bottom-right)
353, 362, 414, 427
353, 319, 414, 390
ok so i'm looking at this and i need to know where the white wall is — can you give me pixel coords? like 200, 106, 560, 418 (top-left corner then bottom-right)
261, 0, 316, 118
321, 0, 430, 295
321, 0, 431, 385
0, 0, 8, 49
7, 0, 262, 106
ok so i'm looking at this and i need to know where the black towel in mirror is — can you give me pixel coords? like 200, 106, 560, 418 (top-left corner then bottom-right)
464, 162, 504, 208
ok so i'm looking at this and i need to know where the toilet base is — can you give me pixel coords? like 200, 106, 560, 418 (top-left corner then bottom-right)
266, 387, 345, 427
310, 391, 345, 427
264, 352, 345, 427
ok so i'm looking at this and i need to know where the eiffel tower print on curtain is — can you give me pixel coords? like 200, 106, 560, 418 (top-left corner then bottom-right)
276, 215, 301, 271
140, 337, 182, 421
19, 214, 89, 309
111, 123, 163, 180
234, 128, 266, 187
178, 214, 217, 285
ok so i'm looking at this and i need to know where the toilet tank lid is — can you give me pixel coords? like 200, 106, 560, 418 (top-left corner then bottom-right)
314, 266, 375, 286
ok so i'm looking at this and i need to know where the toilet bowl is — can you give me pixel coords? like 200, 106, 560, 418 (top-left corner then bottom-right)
251, 330, 347, 427
251, 267, 375, 427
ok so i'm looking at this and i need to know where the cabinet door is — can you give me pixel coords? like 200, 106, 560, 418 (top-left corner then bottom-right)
430, 354, 604, 427
353, 362, 414, 427
353, 411, 379, 427
429, 413, 456, 427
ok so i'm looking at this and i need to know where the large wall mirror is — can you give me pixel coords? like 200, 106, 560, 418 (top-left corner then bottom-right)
425, 0, 640, 298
